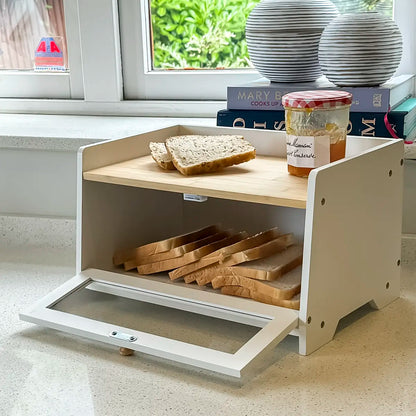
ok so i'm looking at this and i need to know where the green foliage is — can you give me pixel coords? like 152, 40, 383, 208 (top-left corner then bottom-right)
150, 0, 394, 69
150, 0, 259, 69
362, 0, 393, 11
331, 0, 393, 15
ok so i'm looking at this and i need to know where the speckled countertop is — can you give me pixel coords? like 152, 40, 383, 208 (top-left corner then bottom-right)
1, 112, 416, 414
1, 215, 416, 415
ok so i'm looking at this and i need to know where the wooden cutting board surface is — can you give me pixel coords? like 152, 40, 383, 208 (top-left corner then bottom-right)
84, 155, 308, 209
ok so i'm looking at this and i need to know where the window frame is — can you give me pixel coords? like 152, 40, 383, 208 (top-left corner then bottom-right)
118, 0, 261, 101
393, 0, 416, 77
0, 0, 83, 99
0, 0, 414, 117
120, 0, 416, 101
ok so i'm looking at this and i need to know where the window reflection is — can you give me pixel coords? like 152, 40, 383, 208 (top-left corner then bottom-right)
0, 0, 67, 70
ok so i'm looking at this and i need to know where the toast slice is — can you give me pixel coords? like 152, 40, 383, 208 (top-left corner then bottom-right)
149, 142, 176, 170
170, 227, 281, 281
165, 134, 256, 176
113, 224, 220, 266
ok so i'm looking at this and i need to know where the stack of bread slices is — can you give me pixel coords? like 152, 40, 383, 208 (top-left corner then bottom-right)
113, 225, 303, 310
149, 134, 256, 175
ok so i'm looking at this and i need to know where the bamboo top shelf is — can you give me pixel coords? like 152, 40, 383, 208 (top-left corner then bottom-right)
83, 154, 308, 209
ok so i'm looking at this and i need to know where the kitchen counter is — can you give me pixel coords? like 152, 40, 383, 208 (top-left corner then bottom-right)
1, 215, 416, 415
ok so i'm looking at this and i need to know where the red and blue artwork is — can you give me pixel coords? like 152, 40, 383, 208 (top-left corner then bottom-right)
34, 37, 65, 71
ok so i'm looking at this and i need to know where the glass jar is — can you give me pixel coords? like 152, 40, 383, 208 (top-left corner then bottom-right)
282, 90, 352, 177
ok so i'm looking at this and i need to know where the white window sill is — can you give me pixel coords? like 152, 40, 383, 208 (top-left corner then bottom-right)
2, 113, 416, 160
0, 99, 225, 119
0, 114, 217, 152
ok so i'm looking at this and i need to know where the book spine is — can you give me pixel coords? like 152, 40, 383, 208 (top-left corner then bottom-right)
216, 109, 407, 138
227, 86, 392, 113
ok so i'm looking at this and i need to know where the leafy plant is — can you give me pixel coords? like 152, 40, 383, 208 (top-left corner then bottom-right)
150, 0, 259, 69
362, 0, 393, 11
331, 0, 393, 15
150, 0, 394, 69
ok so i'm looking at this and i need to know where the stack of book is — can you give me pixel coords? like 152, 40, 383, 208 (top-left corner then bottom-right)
217, 74, 416, 142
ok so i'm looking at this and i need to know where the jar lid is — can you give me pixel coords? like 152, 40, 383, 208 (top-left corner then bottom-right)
282, 90, 353, 109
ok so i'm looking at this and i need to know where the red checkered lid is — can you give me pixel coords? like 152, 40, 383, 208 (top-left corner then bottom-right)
282, 90, 353, 109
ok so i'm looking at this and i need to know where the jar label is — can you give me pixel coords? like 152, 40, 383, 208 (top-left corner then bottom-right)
286, 135, 330, 168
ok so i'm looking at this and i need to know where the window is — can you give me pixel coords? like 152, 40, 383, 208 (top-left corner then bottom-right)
144, 0, 394, 71
0, 0, 82, 98
150, 0, 259, 70
0, 0, 68, 70
120, 0, 414, 103
0, 0, 414, 115
119, 0, 262, 101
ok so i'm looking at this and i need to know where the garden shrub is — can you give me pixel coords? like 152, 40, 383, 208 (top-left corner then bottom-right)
150, 0, 260, 69
150, 0, 392, 69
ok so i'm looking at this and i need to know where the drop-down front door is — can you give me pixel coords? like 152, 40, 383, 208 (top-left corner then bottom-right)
20, 268, 298, 378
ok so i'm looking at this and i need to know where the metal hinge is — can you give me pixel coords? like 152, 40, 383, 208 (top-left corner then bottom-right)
109, 330, 137, 342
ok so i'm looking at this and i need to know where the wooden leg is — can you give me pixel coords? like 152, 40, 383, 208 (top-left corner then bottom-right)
119, 347, 134, 356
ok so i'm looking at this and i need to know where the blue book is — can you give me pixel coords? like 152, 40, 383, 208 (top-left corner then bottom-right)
227, 74, 415, 113
217, 98, 416, 140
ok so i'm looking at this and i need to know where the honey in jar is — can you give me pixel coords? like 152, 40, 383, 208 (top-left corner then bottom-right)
282, 90, 352, 177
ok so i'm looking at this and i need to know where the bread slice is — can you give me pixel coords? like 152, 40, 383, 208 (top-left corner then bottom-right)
149, 142, 176, 170
220, 233, 295, 266
229, 244, 303, 281
171, 227, 281, 282
137, 232, 245, 275
188, 233, 295, 286
123, 230, 235, 271
220, 286, 300, 310
165, 134, 256, 175
113, 224, 220, 266
212, 266, 302, 301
